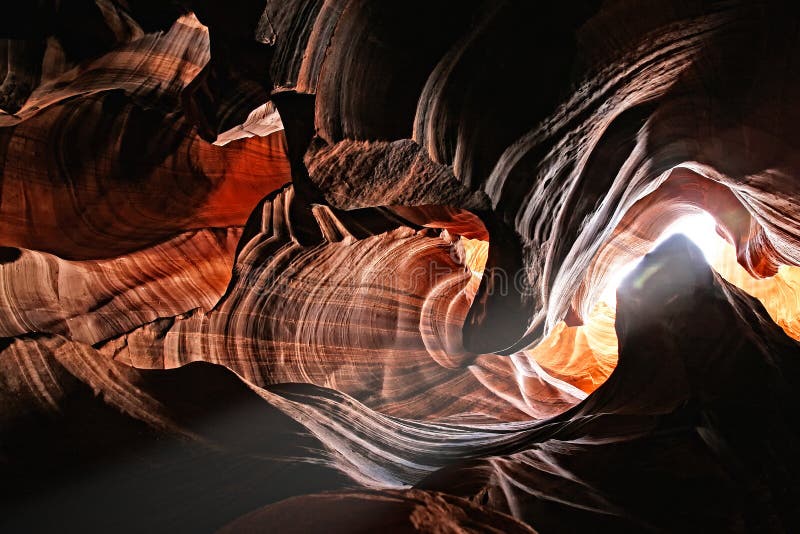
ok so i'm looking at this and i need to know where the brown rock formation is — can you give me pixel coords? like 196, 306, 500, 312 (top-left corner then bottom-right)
3, 1, 800, 532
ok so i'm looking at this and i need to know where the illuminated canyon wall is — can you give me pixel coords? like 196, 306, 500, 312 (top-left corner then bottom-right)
2, 1, 800, 532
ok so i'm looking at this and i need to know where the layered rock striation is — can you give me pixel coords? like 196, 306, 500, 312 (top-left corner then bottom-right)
3, 1, 800, 532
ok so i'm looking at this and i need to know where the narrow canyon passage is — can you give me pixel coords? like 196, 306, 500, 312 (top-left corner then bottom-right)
2, 1, 800, 532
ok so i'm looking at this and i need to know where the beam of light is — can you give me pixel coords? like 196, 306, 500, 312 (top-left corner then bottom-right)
599, 211, 726, 305
529, 211, 800, 396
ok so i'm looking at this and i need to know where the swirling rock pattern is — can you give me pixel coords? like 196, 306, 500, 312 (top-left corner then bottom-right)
3, 1, 800, 532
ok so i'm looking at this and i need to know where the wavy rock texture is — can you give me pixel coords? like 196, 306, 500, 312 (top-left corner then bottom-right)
96, 186, 579, 422
0, 89, 291, 258
417, 236, 800, 531
3, 1, 800, 532
0, 228, 242, 343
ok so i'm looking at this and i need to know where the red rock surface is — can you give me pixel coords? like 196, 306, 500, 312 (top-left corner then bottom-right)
2, 1, 800, 532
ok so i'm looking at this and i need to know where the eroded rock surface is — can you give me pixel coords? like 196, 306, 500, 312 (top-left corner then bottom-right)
3, 1, 800, 532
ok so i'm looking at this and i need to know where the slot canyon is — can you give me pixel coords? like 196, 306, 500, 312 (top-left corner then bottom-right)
2, 1, 800, 532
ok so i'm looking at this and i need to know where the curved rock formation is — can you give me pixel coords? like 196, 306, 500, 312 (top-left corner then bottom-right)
417, 236, 800, 531
3, 1, 800, 532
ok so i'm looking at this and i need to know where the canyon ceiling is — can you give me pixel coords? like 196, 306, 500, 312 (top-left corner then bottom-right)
2, 0, 800, 532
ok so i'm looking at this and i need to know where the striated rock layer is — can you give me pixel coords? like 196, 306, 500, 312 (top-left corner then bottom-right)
3, 0, 800, 532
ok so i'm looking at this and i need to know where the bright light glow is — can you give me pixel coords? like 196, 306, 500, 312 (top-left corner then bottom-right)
600, 211, 726, 304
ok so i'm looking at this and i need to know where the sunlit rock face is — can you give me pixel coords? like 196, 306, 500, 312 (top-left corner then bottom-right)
2, 1, 800, 532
